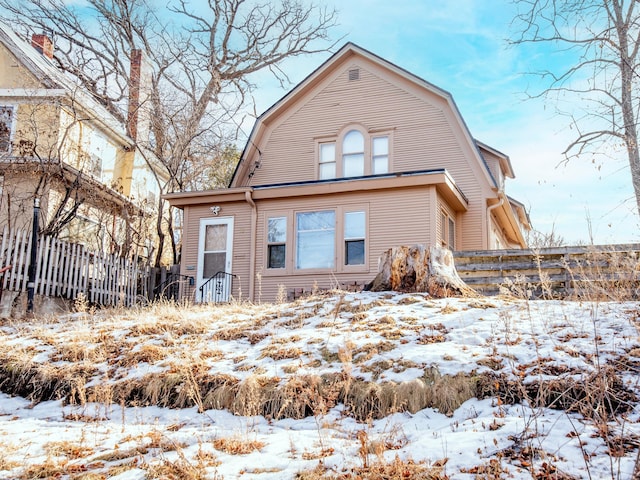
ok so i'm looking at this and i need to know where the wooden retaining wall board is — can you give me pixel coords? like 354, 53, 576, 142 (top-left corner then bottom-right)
453, 244, 640, 297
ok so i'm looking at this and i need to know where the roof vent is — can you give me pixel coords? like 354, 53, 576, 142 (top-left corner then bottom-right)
348, 68, 360, 81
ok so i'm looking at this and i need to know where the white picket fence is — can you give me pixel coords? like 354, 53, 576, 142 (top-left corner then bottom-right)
0, 226, 150, 307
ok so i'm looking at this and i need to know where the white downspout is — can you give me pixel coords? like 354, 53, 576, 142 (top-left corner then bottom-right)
245, 190, 257, 301
486, 192, 504, 249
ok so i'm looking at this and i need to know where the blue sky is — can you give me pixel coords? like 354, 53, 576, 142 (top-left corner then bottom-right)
247, 0, 639, 246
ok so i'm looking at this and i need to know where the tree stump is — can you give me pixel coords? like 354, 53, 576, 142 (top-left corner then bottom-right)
367, 245, 478, 298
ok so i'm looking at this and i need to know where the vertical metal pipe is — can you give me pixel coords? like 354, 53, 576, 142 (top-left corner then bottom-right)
27, 198, 40, 313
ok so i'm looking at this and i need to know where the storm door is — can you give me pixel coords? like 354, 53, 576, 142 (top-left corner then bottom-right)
197, 217, 234, 302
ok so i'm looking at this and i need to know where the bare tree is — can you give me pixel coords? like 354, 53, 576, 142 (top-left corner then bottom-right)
511, 0, 640, 215
526, 226, 565, 249
1, 0, 338, 265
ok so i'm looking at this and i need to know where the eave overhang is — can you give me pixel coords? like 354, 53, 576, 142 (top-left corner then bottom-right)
165, 169, 468, 212
163, 187, 252, 207
0, 158, 143, 216
488, 194, 528, 248
60, 163, 144, 216
476, 140, 515, 179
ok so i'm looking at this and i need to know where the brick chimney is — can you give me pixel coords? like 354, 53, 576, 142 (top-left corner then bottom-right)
127, 49, 152, 143
31, 34, 54, 59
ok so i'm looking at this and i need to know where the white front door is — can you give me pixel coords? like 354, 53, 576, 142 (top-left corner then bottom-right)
197, 217, 234, 302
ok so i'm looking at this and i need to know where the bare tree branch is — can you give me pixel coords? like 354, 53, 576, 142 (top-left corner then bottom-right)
512, 0, 640, 215
1, 0, 338, 265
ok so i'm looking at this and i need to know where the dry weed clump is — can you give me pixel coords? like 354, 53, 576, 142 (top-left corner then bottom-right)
0, 353, 95, 405
145, 455, 210, 480
44, 440, 94, 459
343, 372, 478, 420
297, 455, 447, 479
476, 367, 637, 418
129, 315, 210, 337
353, 341, 396, 363
50, 342, 106, 363
566, 248, 640, 301
259, 344, 303, 360
212, 436, 265, 454
0, 446, 19, 472
121, 343, 167, 365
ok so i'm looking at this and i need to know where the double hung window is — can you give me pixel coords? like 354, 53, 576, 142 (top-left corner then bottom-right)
440, 210, 455, 250
267, 217, 287, 269
344, 211, 365, 265
372, 136, 389, 174
0, 106, 14, 153
319, 143, 336, 180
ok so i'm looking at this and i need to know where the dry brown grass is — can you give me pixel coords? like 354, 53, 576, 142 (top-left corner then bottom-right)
44, 440, 94, 459
145, 456, 209, 479
296, 455, 447, 479
260, 344, 303, 360
121, 343, 167, 365
0, 445, 19, 472
212, 436, 265, 454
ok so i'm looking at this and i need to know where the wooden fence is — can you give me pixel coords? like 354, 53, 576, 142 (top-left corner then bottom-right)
0, 226, 150, 307
453, 244, 640, 297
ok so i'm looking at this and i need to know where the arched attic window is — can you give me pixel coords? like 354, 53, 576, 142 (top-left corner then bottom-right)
342, 129, 364, 177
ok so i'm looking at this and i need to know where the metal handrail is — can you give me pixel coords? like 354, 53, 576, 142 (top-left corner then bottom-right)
199, 271, 235, 303
153, 273, 194, 300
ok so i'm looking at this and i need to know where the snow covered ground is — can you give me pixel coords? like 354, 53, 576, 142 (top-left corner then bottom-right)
0, 292, 639, 479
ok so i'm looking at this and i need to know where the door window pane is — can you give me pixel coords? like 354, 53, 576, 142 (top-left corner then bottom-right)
296, 211, 335, 269
205, 224, 227, 251
203, 252, 226, 277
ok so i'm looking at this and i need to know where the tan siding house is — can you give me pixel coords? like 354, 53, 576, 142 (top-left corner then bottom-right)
165, 43, 530, 303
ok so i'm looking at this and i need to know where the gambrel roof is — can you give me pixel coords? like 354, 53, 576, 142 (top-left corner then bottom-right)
232, 42, 503, 190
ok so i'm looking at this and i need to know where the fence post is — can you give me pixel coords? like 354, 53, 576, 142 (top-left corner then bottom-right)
27, 198, 40, 314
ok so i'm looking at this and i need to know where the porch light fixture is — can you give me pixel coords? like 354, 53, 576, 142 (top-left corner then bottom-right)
210, 206, 221, 216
